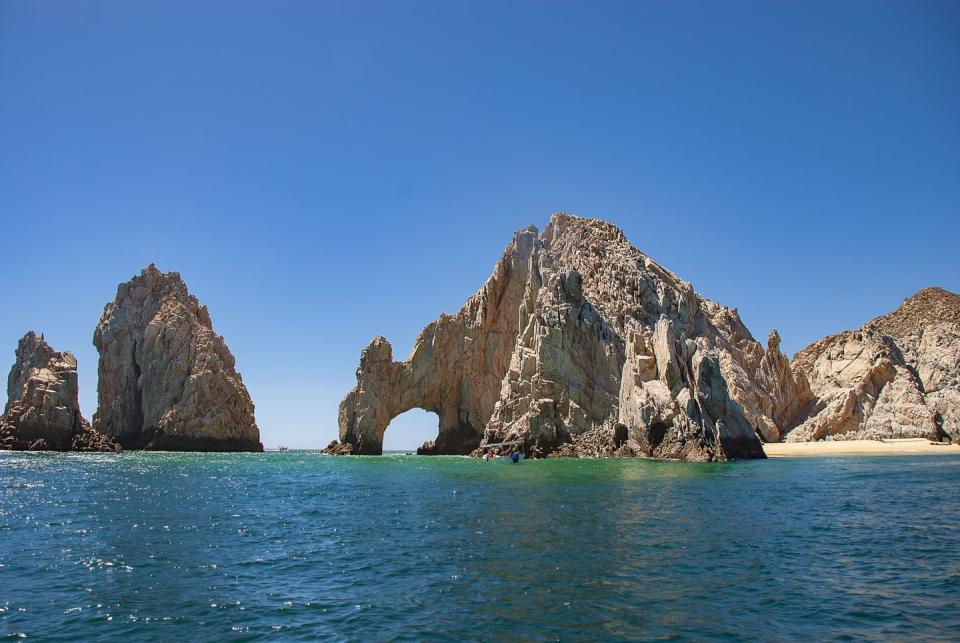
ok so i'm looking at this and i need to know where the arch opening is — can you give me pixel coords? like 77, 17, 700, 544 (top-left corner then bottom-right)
382, 408, 440, 454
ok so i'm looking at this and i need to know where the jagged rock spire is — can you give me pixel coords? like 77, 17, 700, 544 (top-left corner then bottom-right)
93, 265, 262, 451
1, 331, 118, 452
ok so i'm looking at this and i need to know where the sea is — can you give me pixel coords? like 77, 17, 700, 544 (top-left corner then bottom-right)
1, 451, 959, 641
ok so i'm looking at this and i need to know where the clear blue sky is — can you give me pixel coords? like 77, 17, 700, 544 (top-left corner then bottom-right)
1, 1, 957, 449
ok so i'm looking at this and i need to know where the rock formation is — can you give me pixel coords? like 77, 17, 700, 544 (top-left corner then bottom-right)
92, 265, 262, 452
785, 287, 960, 442
1, 332, 119, 452
321, 439, 354, 456
336, 214, 812, 460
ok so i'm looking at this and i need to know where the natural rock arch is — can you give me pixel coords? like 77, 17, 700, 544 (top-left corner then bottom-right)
381, 408, 440, 453
336, 336, 487, 455
337, 227, 540, 455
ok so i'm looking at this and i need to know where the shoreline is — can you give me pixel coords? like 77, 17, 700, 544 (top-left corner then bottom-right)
7, 441, 960, 459
763, 438, 960, 458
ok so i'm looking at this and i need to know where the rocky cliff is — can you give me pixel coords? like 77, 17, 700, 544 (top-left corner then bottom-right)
93, 265, 262, 452
785, 287, 960, 442
337, 214, 811, 460
1, 332, 119, 452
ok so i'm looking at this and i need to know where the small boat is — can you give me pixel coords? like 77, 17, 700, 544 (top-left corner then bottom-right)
278, 445, 289, 452
479, 440, 524, 462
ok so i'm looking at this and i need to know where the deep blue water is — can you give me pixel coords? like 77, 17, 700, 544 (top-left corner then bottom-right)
1, 452, 959, 641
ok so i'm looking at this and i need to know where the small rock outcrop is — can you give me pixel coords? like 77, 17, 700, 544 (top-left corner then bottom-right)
785, 288, 960, 442
1, 332, 119, 452
416, 440, 437, 455
92, 265, 262, 452
336, 214, 810, 460
321, 439, 354, 455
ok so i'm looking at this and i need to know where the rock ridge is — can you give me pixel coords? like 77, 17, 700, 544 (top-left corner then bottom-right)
336, 213, 815, 460
785, 287, 960, 442
336, 215, 959, 457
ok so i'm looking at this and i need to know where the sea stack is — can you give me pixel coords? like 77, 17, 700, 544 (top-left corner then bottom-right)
92, 265, 262, 452
336, 214, 809, 460
785, 287, 960, 442
1, 331, 119, 452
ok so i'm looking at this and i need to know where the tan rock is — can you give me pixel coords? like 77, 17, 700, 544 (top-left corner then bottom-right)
321, 439, 354, 455
1, 332, 119, 452
785, 288, 960, 442
92, 265, 262, 451
416, 440, 437, 455
337, 227, 540, 455
337, 214, 806, 460
726, 330, 813, 442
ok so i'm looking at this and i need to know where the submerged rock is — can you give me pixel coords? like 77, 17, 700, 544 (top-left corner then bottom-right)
1, 332, 119, 452
785, 288, 960, 443
338, 214, 810, 460
92, 265, 262, 452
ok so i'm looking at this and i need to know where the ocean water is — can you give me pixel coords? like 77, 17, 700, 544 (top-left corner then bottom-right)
1, 452, 959, 641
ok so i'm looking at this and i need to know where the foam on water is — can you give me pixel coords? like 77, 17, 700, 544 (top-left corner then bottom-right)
1, 451, 959, 640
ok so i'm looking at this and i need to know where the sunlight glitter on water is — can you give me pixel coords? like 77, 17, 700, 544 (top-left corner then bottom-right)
1, 451, 959, 640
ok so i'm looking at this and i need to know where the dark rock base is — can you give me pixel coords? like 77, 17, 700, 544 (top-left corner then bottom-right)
112, 431, 263, 452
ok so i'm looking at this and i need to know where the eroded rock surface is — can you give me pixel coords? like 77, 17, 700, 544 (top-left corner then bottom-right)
337, 226, 538, 455
321, 439, 353, 456
785, 288, 960, 442
93, 265, 262, 452
1, 332, 119, 452
337, 214, 810, 460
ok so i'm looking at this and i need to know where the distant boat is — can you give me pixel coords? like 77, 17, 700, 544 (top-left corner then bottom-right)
278, 446, 289, 452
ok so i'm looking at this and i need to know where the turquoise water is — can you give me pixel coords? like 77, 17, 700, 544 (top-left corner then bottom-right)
1, 452, 959, 641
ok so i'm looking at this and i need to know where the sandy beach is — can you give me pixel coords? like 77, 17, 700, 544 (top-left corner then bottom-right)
764, 438, 960, 457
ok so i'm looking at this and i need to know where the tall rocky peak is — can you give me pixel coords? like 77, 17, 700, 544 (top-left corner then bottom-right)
1, 332, 119, 452
337, 213, 808, 460
786, 287, 960, 442
93, 264, 262, 452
